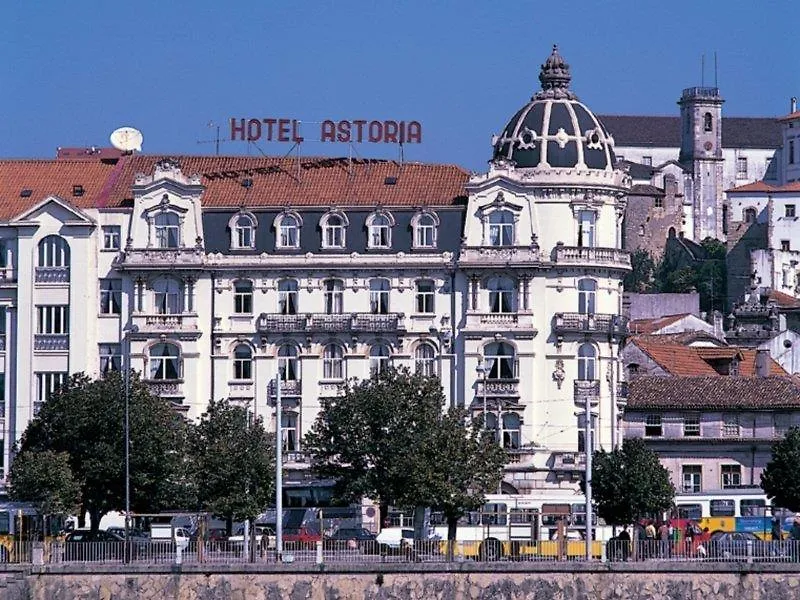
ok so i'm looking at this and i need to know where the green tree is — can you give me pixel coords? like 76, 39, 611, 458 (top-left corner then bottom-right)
761, 427, 800, 511
624, 249, 657, 293
397, 408, 506, 541
17, 371, 189, 531
587, 438, 674, 525
8, 450, 81, 516
305, 367, 487, 526
187, 399, 275, 534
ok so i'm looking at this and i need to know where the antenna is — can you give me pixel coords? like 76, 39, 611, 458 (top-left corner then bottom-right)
701, 54, 705, 87
109, 127, 143, 153
196, 121, 227, 156
714, 52, 718, 88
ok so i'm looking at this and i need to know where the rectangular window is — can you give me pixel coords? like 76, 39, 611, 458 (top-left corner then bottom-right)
281, 413, 299, 452
682, 465, 702, 493
99, 279, 122, 315
683, 413, 701, 437
644, 414, 662, 437
786, 204, 796, 218
35, 372, 68, 415
710, 498, 736, 516
99, 344, 122, 374
720, 465, 742, 489
415, 280, 435, 314
676, 504, 702, 520
654, 196, 664, 208
324, 280, 344, 314
234, 282, 253, 314
36, 305, 69, 334
774, 412, 792, 437
736, 157, 748, 179
790, 140, 795, 165
102, 226, 121, 250
0, 239, 6, 268
641, 156, 652, 166
722, 413, 740, 437
741, 499, 767, 517
782, 240, 791, 252
578, 211, 596, 247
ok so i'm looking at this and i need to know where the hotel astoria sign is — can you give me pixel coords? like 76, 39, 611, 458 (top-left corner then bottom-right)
230, 117, 422, 144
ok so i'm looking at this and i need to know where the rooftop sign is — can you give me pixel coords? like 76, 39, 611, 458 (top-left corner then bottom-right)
230, 118, 422, 144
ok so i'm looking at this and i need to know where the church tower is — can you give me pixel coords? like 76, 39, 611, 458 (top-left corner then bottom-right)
678, 86, 726, 241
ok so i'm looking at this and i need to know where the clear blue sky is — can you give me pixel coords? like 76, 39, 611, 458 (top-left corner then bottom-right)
2, 0, 797, 171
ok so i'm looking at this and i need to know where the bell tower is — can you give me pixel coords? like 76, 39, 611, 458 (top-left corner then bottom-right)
678, 86, 725, 241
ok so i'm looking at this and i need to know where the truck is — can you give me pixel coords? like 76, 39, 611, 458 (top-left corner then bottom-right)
150, 523, 191, 550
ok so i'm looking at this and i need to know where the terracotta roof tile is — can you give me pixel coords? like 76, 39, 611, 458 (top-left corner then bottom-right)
629, 314, 691, 335
778, 110, 800, 122
106, 155, 469, 209
627, 375, 800, 410
631, 338, 786, 376
727, 181, 800, 194
768, 290, 800, 309
0, 158, 125, 220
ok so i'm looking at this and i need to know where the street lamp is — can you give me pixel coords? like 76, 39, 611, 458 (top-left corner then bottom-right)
123, 323, 139, 562
475, 358, 488, 428
274, 364, 283, 560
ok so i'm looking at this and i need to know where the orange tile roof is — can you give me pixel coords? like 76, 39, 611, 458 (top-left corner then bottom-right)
106, 155, 469, 209
768, 290, 800, 309
778, 110, 800, 122
0, 158, 126, 220
632, 339, 786, 376
628, 314, 692, 335
727, 180, 800, 194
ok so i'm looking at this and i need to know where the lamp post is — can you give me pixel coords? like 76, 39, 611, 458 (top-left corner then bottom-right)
475, 358, 487, 428
274, 365, 283, 561
123, 324, 138, 563
584, 392, 593, 562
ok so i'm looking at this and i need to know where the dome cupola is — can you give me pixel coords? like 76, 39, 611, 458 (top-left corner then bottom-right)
492, 45, 616, 170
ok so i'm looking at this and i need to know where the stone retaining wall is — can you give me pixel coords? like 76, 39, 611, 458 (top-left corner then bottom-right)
5, 562, 800, 600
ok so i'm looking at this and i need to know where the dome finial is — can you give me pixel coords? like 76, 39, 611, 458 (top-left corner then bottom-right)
535, 44, 576, 100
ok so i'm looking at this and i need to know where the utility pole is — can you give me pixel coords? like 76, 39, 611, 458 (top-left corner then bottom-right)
275, 368, 283, 560
585, 393, 593, 562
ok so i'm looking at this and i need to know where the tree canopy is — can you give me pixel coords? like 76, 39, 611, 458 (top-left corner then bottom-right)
187, 399, 275, 532
14, 371, 188, 530
303, 368, 506, 531
587, 438, 674, 525
623, 248, 657, 293
8, 450, 81, 516
761, 427, 800, 512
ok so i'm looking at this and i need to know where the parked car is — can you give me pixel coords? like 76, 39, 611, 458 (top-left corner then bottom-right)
706, 531, 788, 561
324, 527, 378, 553
63, 530, 124, 561
228, 525, 276, 553
283, 525, 321, 546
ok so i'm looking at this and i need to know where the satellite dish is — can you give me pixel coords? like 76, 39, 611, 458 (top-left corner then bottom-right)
109, 127, 143, 152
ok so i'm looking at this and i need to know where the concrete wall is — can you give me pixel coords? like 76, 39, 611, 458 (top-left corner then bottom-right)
624, 292, 700, 320
10, 562, 800, 600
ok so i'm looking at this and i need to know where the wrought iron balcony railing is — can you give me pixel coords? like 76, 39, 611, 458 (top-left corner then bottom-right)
257, 313, 404, 334
552, 313, 629, 337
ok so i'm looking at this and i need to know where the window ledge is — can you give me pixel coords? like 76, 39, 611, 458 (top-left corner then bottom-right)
100, 248, 121, 253
410, 313, 436, 319
98, 313, 121, 319
229, 314, 254, 320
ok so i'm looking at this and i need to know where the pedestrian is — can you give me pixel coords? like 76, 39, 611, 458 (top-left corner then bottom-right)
684, 521, 695, 557
658, 521, 670, 558
772, 516, 782, 541
645, 520, 656, 559
617, 525, 631, 561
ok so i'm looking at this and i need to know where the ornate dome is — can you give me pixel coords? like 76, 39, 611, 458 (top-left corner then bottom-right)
492, 46, 616, 170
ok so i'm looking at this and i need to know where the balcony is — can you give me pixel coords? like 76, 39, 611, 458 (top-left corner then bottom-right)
116, 248, 205, 270
268, 379, 302, 398
476, 378, 520, 398
616, 381, 629, 406
459, 246, 542, 267
465, 311, 537, 332
574, 379, 600, 408
34, 334, 69, 351
552, 245, 631, 270
35, 266, 70, 283
284, 451, 311, 465
0, 268, 16, 284
552, 451, 587, 471
552, 313, 629, 337
257, 313, 405, 334
228, 381, 254, 396
144, 379, 183, 397
134, 313, 200, 334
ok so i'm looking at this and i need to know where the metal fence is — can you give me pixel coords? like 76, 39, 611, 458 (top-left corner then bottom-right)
3, 539, 800, 566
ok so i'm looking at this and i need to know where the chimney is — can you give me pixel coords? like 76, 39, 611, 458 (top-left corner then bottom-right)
712, 310, 724, 339
792, 97, 798, 113
755, 348, 771, 377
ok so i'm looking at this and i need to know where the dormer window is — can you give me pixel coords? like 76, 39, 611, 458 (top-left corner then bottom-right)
276, 213, 301, 249
321, 212, 348, 249
228, 212, 257, 250
154, 212, 180, 248
488, 210, 514, 246
367, 211, 394, 249
412, 211, 439, 249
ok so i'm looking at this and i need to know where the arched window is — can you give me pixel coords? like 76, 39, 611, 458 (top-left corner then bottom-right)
323, 279, 344, 314
502, 413, 521, 449
577, 343, 597, 381
488, 210, 514, 246
703, 112, 713, 132
154, 212, 180, 248
278, 344, 300, 381
413, 212, 438, 249
415, 343, 436, 376
321, 213, 347, 249
38, 235, 70, 267
278, 279, 299, 315
370, 343, 391, 376
234, 215, 255, 248
233, 344, 253, 380
578, 279, 596, 315
367, 213, 393, 249
322, 343, 345, 380
276, 213, 301, 249
744, 208, 757, 224
484, 342, 516, 380
153, 277, 185, 314
233, 280, 253, 314
369, 278, 390, 314
487, 276, 515, 313
149, 343, 181, 380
